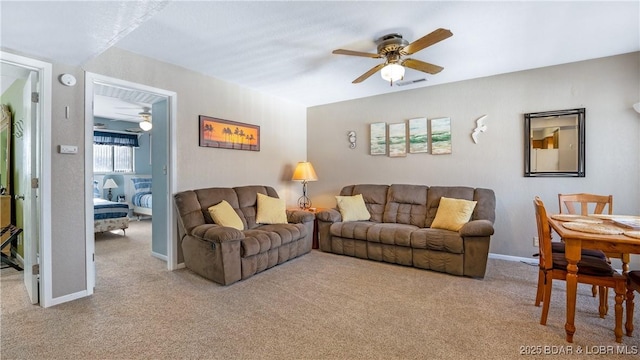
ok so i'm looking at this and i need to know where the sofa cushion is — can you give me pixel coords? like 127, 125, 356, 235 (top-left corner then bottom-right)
425, 187, 476, 227
341, 184, 388, 223
366, 223, 418, 247
431, 197, 477, 231
240, 223, 308, 258
383, 184, 428, 227
336, 194, 371, 222
208, 200, 244, 230
258, 223, 307, 245
241, 229, 282, 257
256, 193, 287, 224
411, 228, 465, 254
194, 187, 244, 226
330, 221, 377, 241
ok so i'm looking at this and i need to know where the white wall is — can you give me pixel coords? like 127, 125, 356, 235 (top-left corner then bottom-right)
307, 52, 640, 268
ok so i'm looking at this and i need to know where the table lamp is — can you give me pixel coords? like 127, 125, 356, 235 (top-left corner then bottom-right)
291, 161, 318, 210
103, 178, 118, 201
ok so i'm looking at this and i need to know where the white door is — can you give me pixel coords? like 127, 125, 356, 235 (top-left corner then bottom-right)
20, 70, 39, 304
1, 51, 52, 307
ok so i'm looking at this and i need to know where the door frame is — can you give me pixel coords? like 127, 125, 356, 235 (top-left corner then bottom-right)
0, 51, 53, 307
84, 73, 179, 294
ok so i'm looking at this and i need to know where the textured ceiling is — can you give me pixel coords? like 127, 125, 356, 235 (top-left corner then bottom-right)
1, 1, 638, 108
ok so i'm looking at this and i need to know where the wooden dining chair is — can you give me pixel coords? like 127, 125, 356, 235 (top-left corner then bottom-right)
626, 271, 640, 337
534, 195, 610, 315
558, 193, 619, 316
533, 197, 626, 338
558, 193, 613, 217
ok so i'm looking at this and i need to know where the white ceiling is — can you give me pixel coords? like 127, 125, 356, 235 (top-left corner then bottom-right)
1, 1, 638, 108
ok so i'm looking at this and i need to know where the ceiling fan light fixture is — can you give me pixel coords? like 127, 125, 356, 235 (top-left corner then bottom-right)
139, 120, 153, 131
381, 63, 404, 84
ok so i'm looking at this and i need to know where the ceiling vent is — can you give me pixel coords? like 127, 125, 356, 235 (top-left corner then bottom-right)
395, 78, 427, 87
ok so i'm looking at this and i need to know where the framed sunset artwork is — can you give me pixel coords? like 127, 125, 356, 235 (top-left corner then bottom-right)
199, 115, 260, 151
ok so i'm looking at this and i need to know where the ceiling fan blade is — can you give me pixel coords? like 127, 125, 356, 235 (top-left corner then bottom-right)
333, 49, 383, 59
401, 28, 453, 55
115, 112, 139, 117
402, 58, 444, 75
352, 63, 385, 83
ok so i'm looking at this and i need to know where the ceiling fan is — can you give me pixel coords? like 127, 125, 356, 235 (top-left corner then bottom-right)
137, 107, 152, 131
332, 28, 453, 85
114, 105, 153, 131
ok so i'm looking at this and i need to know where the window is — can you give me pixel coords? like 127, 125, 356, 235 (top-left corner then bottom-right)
93, 144, 134, 173
93, 131, 139, 173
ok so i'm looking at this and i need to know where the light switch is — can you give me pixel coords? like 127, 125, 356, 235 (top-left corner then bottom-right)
59, 145, 78, 154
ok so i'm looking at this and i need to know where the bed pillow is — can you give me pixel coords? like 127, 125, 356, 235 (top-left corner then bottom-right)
208, 200, 244, 230
431, 197, 477, 231
131, 177, 152, 194
256, 193, 288, 224
335, 194, 370, 222
93, 180, 100, 198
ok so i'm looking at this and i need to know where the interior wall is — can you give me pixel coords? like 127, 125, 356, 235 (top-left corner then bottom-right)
307, 52, 640, 268
1, 45, 308, 301
84, 47, 308, 203
51, 62, 87, 297
48, 47, 304, 297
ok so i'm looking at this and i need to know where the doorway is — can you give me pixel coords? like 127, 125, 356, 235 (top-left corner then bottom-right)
0, 51, 53, 307
84, 73, 178, 294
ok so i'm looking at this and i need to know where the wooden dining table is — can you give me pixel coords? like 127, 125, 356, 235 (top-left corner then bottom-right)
548, 215, 640, 343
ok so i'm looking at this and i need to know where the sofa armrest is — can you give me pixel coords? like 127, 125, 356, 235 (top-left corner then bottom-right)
316, 208, 342, 223
190, 224, 244, 243
459, 219, 494, 237
286, 209, 315, 223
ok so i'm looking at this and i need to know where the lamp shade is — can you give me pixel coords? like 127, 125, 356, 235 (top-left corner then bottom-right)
380, 63, 405, 83
292, 162, 318, 181
634, 102, 640, 114
103, 178, 118, 189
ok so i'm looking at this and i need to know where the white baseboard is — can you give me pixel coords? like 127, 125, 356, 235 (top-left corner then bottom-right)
489, 252, 537, 265
151, 251, 167, 261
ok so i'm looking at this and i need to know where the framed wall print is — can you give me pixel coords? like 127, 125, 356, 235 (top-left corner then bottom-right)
370, 122, 387, 155
388, 122, 407, 157
408, 117, 428, 154
430, 117, 452, 155
199, 115, 260, 151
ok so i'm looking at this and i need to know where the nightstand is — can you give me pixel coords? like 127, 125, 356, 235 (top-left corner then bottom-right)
290, 207, 322, 249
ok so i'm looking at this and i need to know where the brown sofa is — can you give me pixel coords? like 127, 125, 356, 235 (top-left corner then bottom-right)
174, 185, 314, 285
316, 184, 496, 278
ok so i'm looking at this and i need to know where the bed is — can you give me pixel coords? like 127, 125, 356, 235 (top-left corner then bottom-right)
131, 177, 152, 219
93, 180, 129, 234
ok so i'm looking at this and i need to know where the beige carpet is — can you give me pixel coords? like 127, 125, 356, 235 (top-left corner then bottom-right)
1, 220, 639, 359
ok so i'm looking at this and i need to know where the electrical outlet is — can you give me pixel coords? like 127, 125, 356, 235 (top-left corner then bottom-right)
533, 236, 539, 247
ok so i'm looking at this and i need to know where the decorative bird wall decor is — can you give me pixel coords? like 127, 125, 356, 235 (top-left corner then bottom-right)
471, 115, 488, 144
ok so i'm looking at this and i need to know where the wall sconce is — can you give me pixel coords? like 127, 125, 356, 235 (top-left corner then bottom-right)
633, 102, 640, 114
348, 131, 356, 149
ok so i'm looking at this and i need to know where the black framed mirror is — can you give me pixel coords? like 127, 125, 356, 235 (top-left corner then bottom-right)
524, 108, 585, 177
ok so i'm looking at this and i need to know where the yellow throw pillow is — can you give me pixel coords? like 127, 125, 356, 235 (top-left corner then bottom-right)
256, 193, 288, 224
431, 197, 477, 231
208, 200, 244, 230
335, 194, 371, 222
